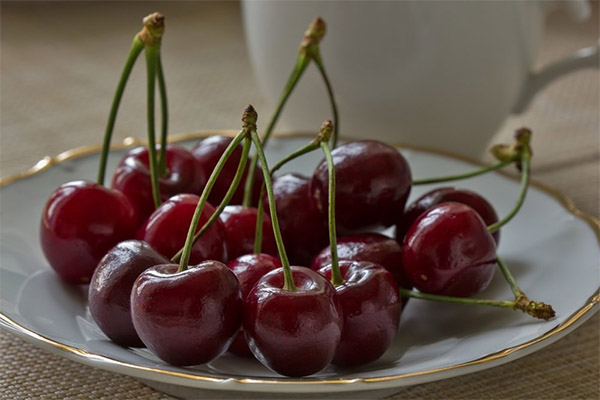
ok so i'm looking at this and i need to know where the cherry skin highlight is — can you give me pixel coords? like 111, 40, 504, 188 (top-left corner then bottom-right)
318, 261, 401, 367
397, 187, 500, 244
191, 135, 263, 205
40, 181, 138, 285
88, 240, 169, 347
131, 261, 242, 366
227, 253, 282, 357
310, 140, 411, 234
270, 173, 328, 265
137, 194, 227, 264
220, 206, 278, 262
244, 266, 343, 377
311, 233, 411, 290
403, 202, 497, 297
111, 145, 206, 222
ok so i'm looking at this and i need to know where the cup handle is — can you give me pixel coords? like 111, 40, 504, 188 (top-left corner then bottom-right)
513, 39, 599, 113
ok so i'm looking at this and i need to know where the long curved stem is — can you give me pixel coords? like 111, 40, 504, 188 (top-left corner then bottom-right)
487, 155, 531, 233
144, 45, 162, 209
242, 53, 311, 206
321, 141, 343, 286
97, 36, 145, 185
157, 54, 169, 177
250, 129, 295, 290
171, 136, 251, 263
412, 158, 515, 186
313, 53, 339, 148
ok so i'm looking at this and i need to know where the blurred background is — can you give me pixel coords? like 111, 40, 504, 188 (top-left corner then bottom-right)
0, 2, 598, 399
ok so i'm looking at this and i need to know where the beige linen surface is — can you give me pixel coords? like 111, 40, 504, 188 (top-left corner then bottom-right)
1, 2, 598, 399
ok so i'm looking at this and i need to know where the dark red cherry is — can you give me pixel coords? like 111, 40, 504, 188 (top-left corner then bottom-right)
311, 233, 411, 290
40, 181, 138, 285
403, 202, 497, 297
88, 240, 169, 347
131, 261, 242, 366
244, 266, 343, 377
191, 135, 263, 205
137, 194, 226, 263
397, 187, 500, 244
220, 206, 278, 262
310, 140, 411, 234
318, 261, 401, 367
270, 173, 328, 265
111, 145, 206, 222
227, 253, 282, 357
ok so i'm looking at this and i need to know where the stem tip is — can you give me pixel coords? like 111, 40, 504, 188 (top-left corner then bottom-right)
316, 120, 333, 144
138, 12, 165, 46
242, 105, 258, 130
302, 17, 326, 49
515, 294, 555, 320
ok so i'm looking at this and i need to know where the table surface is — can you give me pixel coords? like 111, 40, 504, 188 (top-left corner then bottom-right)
1, 2, 598, 399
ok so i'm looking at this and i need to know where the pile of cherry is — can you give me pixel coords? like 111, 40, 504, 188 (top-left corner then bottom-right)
38, 13, 554, 378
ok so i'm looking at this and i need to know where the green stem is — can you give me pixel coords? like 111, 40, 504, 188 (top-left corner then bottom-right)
412, 158, 515, 186
177, 126, 249, 272
171, 136, 251, 263
250, 129, 295, 290
312, 53, 339, 148
145, 44, 162, 209
321, 141, 343, 286
157, 53, 169, 177
496, 254, 522, 299
487, 155, 531, 233
97, 36, 144, 185
242, 53, 311, 207
253, 189, 266, 254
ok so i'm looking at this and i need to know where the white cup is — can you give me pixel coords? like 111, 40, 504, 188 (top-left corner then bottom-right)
242, 0, 599, 157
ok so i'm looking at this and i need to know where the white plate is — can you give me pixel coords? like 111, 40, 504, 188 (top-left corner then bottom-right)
1, 133, 598, 399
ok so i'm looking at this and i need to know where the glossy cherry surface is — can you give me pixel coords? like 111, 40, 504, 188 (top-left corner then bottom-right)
311, 233, 411, 290
310, 140, 412, 233
40, 180, 138, 285
131, 261, 242, 366
244, 266, 343, 377
111, 145, 206, 222
403, 202, 497, 297
319, 261, 401, 367
220, 206, 278, 262
397, 187, 500, 244
270, 173, 328, 265
227, 253, 282, 357
191, 135, 263, 205
88, 240, 169, 347
137, 194, 227, 264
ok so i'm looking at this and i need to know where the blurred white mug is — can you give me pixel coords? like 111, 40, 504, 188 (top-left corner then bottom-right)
242, 0, 599, 157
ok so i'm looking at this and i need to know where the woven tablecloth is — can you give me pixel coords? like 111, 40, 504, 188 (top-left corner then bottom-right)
1, 2, 598, 399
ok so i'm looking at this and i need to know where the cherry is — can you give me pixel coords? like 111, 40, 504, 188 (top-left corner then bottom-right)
310, 140, 411, 233
311, 233, 411, 290
318, 261, 401, 367
88, 240, 169, 347
40, 181, 138, 285
227, 253, 282, 357
191, 135, 263, 206
111, 145, 206, 222
270, 173, 329, 265
244, 266, 343, 377
131, 261, 242, 366
397, 187, 500, 244
403, 202, 497, 297
136, 194, 226, 264
220, 206, 277, 262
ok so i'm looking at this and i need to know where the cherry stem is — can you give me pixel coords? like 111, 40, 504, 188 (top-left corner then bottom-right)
249, 128, 296, 291
177, 107, 255, 272
311, 52, 339, 148
144, 44, 162, 209
171, 136, 251, 263
97, 36, 144, 186
487, 152, 531, 233
252, 121, 333, 254
412, 157, 516, 186
157, 54, 169, 177
321, 139, 344, 286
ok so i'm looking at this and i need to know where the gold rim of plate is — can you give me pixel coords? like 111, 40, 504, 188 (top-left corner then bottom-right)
0, 131, 598, 387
